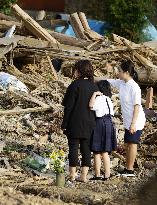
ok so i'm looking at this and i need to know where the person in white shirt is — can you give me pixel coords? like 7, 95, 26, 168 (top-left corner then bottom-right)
95, 60, 146, 177
89, 80, 117, 181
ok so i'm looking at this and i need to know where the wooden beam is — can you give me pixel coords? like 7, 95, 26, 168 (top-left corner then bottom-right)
48, 30, 90, 47
145, 87, 153, 109
46, 55, 58, 80
0, 20, 22, 33
10, 91, 50, 108
78, 12, 90, 30
70, 12, 87, 40
11, 4, 59, 44
0, 107, 51, 116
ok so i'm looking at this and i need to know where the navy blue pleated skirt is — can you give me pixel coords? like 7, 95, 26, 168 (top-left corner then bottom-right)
91, 115, 117, 153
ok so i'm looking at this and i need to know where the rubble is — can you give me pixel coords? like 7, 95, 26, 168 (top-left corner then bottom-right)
0, 3, 156, 205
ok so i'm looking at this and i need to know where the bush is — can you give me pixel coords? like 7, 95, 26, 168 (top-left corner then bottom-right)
0, 0, 17, 15
104, 0, 155, 43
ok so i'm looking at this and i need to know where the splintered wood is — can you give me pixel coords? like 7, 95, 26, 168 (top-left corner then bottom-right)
12, 4, 59, 44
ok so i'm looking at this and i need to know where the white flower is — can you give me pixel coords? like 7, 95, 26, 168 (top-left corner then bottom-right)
60, 161, 65, 167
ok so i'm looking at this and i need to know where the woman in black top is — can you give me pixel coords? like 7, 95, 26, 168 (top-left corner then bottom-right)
62, 60, 98, 182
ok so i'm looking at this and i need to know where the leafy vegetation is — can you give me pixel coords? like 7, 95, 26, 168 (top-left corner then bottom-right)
104, 0, 155, 42
0, 0, 17, 15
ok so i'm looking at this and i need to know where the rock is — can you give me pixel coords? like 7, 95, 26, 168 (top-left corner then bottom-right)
144, 161, 157, 169
0, 157, 11, 169
111, 158, 119, 168
117, 165, 125, 172
0, 141, 5, 153
38, 134, 48, 145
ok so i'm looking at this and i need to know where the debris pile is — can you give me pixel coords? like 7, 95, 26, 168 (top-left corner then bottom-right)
0, 4, 156, 205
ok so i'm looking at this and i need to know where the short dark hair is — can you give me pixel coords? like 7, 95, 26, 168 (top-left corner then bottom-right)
73, 60, 94, 81
120, 60, 138, 82
97, 80, 112, 98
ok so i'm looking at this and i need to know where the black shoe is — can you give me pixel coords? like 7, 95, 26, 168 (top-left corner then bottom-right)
102, 177, 110, 181
117, 168, 135, 177
89, 176, 103, 180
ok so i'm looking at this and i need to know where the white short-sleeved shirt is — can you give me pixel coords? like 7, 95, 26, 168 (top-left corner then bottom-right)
92, 95, 114, 117
107, 79, 146, 130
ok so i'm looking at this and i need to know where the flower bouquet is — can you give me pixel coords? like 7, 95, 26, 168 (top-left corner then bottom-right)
49, 149, 66, 187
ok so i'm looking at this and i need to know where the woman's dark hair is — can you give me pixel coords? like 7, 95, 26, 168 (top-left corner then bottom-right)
73, 60, 94, 81
120, 60, 138, 82
97, 80, 112, 98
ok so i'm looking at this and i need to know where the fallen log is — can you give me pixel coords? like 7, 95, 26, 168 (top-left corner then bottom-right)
11, 4, 58, 44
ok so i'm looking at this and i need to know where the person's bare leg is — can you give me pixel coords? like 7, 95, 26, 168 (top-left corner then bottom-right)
69, 166, 77, 181
79, 166, 89, 182
125, 143, 129, 168
94, 153, 102, 177
102, 152, 110, 178
126, 143, 137, 170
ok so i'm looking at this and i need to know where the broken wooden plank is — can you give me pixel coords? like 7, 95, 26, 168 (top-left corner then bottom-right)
0, 107, 51, 115
0, 44, 16, 59
0, 20, 27, 35
48, 30, 90, 48
0, 20, 22, 33
10, 90, 50, 108
70, 12, 87, 40
143, 40, 157, 49
46, 55, 58, 80
123, 38, 157, 69
78, 12, 90, 30
0, 36, 24, 46
145, 87, 153, 109
84, 29, 103, 41
11, 4, 59, 44
113, 33, 138, 47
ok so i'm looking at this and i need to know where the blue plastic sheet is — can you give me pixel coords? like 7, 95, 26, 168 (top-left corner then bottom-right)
55, 19, 109, 37
55, 17, 157, 41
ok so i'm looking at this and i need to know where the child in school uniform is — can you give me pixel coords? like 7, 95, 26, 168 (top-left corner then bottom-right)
95, 60, 146, 177
89, 80, 117, 180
